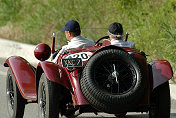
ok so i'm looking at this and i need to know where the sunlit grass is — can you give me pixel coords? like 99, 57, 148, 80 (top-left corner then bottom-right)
0, 0, 175, 78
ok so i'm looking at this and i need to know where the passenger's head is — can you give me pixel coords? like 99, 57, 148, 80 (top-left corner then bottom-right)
62, 20, 81, 41
108, 22, 124, 40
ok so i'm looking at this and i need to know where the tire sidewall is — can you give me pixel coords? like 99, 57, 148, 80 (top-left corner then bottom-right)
6, 69, 17, 118
149, 82, 170, 118
38, 74, 50, 118
38, 73, 60, 118
6, 68, 25, 118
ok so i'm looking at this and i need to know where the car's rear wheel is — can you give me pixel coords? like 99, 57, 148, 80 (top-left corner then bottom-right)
38, 73, 60, 118
149, 81, 170, 118
6, 68, 26, 118
80, 49, 145, 113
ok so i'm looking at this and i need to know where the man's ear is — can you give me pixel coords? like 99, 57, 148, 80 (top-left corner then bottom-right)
68, 31, 71, 37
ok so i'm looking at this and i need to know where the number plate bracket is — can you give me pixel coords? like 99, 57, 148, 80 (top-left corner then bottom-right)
62, 58, 83, 67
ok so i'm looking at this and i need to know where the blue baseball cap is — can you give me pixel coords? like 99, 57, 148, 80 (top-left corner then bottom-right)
61, 20, 81, 32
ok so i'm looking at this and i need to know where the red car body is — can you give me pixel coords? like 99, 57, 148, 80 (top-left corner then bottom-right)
4, 37, 173, 118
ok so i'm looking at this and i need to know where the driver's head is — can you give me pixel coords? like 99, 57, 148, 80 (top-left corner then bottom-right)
62, 20, 81, 40
108, 22, 123, 39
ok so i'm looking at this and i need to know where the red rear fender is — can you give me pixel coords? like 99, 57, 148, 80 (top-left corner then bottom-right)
37, 62, 71, 90
4, 56, 37, 100
150, 60, 173, 89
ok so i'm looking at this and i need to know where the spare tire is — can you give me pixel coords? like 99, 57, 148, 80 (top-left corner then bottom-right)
80, 49, 145, 113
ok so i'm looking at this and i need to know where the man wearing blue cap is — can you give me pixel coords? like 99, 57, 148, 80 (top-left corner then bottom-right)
52, 20, 95, 63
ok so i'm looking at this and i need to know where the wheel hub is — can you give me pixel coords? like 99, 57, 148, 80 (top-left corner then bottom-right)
112, 71, 119, 83
112, 64, 119, 84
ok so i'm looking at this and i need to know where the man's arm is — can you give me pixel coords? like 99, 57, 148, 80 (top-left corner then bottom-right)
52, 45, 68, 63
131, 42, 136, 49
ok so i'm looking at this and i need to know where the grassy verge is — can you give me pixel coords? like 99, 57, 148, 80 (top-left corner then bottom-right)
0, 0, 175, 80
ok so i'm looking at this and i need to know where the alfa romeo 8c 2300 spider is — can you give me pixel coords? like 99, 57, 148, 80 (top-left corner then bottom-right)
4, 33, 173, 118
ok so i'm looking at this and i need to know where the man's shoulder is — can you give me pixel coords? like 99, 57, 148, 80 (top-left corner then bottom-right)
126, 41, 136, 48
73, 36, 92, 41
79, 36, 94, 44
85, 38, 94, 42
126, 41, 135, 45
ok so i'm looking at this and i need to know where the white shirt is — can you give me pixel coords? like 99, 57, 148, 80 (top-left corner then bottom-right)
52, 36, 95, 63
111, 39, 136, 48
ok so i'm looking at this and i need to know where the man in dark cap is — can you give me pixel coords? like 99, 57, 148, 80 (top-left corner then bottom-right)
108, 22, 135, 48
53, 20, 95, 62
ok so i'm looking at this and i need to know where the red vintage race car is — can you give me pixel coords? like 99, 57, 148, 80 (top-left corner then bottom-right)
4, 34, 173, 118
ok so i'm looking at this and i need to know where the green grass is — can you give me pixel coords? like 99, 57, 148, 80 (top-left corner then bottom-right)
0, 0, 176, 79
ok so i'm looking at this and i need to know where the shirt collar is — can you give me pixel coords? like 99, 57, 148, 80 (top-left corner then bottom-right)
111, 39, 123, 42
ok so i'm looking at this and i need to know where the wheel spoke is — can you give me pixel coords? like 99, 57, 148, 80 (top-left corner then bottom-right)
102, 65, 112, 74
94, 58, 137, 95
7, 76, 15, 109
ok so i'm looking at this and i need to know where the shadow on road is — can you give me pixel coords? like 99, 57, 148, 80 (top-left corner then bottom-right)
75, 113, 176, 118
